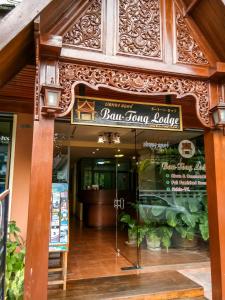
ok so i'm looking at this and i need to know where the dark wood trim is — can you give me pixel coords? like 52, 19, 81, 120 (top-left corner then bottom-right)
60, 47, 212, 79
24, 116, 54, 300
204, 129, 225, 300
183, 0, 200, 16
0, 0, 53, 51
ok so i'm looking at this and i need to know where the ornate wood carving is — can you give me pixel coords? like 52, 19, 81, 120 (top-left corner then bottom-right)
118, 0, 161, 59
176, 5, 208, 65
63, 0, 102, 50
58, 62, 210, 127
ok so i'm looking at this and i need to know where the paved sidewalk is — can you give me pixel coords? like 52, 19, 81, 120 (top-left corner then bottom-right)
179, 267, 212, 300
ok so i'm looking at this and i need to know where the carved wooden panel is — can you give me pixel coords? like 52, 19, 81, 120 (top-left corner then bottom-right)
58, 62, 210, 127
117, 0, 162, 59
63, 0, 102, 50
175, 5, 208, 65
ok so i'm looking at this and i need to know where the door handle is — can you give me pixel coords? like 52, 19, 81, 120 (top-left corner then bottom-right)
114, 198, 125, 209
120, 198, 124, 209
114, 199, 119, 208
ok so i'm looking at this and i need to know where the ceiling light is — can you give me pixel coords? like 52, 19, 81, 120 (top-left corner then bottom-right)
114, 154, 124, 158
97, 132, 121, 144
92, 151, 95, 154
97, 135, 106, 143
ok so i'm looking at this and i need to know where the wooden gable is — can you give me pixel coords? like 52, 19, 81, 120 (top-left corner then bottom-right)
47, 0, 217, 77
62, 0, 102, 51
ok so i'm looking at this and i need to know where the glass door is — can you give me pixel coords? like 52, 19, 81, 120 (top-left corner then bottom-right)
115, 129, 140, 269
115, 127, 209, 271
0, 116, 12, 193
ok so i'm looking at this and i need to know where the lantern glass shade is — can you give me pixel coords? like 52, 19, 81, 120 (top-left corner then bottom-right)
45, 89, 61, 107
212, 110, 219, 126
220, 109, 225, 123
210, 100, 225, 127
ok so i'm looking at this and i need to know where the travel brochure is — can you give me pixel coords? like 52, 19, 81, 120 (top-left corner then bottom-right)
49, 183, 69, 252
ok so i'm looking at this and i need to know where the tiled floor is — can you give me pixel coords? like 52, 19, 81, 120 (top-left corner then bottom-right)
67, 219, 210, 283
67, 221, 136, 280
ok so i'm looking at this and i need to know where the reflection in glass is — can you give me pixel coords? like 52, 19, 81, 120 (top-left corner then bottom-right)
117, 134, 209, 269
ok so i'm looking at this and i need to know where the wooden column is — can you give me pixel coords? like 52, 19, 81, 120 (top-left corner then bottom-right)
24, 115, 54, 300
204, 129, 225, 300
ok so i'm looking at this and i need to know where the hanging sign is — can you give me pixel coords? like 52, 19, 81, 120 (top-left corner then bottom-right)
72, 96, 182, 131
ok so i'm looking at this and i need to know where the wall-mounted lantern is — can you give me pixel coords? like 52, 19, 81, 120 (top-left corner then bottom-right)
210, 98, 225, 135
41, 83, 63, 116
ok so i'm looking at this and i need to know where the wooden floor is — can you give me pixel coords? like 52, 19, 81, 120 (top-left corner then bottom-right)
48, 270, 204, 299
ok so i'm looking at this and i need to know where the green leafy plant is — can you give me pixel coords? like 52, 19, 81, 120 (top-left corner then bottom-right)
5, 221, 25, 300
146, 227, 161, 250
120, 213, 137, 244
174, 194, 209, 242
120, 213, 147, 246
198, 198, 209, 241
145, 225, 173, 251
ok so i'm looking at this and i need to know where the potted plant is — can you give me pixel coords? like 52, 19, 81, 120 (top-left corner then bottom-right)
5, 221, 25, 300
120, 213, 149, 246
145, 225, 173, 251
145, 227, 161, 251
120, 213, 137, 245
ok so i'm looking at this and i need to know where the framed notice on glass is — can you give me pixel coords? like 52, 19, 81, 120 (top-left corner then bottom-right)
49, 183, 69, 252
72, 96, 183, 131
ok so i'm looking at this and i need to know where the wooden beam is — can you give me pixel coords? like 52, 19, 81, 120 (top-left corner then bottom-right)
0, 0, 54, 51
24, 116, 54, 300
40, 34, 62, 57
183, 0, 200, 16
204, 129, 225, 300
209, 62, 225, 80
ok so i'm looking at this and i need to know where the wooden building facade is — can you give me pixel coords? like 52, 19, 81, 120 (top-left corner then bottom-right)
0, 0, 225, 299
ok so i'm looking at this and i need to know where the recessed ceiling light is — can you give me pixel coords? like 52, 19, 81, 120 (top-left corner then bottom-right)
96, 148, 99, 151
117, 149, 121, 152
92, 151, 96, 154
114, 154, 124, 158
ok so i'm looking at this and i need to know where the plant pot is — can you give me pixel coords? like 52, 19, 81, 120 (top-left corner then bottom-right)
172, 232, 198, 249
126, 229, 137, 246
146, 237, 161, 251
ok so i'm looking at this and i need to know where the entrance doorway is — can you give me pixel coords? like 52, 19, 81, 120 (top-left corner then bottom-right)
52, 121, 209, 282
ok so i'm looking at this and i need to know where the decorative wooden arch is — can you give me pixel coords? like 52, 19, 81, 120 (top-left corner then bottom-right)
58, 62, 210, 127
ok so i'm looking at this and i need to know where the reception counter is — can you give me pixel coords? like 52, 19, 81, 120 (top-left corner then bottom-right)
79, 190, 116, 228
